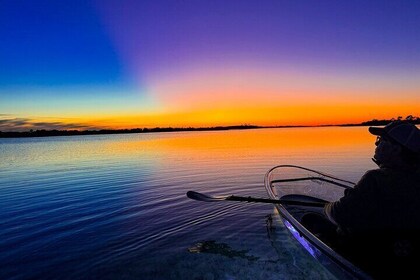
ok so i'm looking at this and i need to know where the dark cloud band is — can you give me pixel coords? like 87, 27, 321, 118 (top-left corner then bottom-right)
0, 117, 95, 132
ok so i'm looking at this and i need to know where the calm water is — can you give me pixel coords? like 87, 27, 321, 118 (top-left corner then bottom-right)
0, 127, 376, 279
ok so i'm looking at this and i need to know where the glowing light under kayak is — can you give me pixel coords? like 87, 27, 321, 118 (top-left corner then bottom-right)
284, 219, 322, 259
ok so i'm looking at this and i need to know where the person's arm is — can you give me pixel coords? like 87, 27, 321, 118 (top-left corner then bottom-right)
324, 170, 381, 232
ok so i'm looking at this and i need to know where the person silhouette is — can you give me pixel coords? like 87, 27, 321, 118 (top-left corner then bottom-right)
303, 121, 420, 278
325, 121, 420, 234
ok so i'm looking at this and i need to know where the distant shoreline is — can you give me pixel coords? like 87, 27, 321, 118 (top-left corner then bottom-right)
0, 117, 418, 138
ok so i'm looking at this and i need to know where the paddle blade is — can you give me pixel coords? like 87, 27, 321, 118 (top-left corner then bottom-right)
186, 191, 230, 202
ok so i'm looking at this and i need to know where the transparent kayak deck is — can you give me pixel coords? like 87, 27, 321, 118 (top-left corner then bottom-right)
264, 165, 372, 280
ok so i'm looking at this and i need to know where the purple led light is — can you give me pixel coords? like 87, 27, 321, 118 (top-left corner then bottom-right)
284, 220, 321, 258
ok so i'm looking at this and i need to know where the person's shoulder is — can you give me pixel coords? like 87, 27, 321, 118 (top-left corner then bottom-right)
364, 167, 399, 176
356, 169, 389, 188
362, 167, 414, 186
361, 168, 384, 179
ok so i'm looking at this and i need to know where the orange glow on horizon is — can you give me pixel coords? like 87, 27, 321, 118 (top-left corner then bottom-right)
10, 93, 418, 131
78, 100, 419, 129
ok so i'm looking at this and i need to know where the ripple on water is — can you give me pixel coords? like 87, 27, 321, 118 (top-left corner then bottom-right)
0, 128, 374, 279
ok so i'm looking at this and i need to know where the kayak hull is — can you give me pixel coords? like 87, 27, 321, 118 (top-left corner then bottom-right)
264, 165, 372, 280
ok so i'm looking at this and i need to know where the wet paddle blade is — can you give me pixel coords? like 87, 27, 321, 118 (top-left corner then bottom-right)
186, 191, 231, 202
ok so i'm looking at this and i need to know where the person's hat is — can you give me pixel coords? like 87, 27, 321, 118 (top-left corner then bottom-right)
369, 121, 420, 153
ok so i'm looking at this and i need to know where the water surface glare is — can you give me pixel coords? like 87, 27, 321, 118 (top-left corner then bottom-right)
0, 127, 376, 279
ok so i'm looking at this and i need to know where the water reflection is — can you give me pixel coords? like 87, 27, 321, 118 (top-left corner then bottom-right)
0, 127, 377, 279
103, 126, 374, 156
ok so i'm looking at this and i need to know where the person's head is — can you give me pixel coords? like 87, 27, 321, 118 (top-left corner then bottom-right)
369, 121, 420, 169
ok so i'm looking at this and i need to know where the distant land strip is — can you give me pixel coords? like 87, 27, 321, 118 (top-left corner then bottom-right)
0, 116, 419, 138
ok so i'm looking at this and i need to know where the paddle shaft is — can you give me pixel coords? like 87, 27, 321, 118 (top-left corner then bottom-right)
186, 191, 327, 207
227, 195, 326, 207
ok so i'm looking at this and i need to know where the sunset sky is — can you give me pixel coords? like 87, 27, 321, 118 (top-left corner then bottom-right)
1, 0, 419, 131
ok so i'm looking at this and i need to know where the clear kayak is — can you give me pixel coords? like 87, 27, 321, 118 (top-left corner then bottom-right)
264, 165, 373, 280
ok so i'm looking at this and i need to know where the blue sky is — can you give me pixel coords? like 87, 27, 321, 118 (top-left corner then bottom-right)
1, 0, 420, 131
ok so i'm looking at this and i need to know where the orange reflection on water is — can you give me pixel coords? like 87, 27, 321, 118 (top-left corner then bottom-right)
104, 126, 375, 160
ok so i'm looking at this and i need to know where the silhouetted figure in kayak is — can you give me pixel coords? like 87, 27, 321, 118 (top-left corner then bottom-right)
303, 121, 420, 278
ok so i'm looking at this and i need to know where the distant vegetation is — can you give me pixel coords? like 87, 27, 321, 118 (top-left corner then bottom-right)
0, 125, 260, 138
339, 115, 420, 127
0, 116, 419, 138
360, 115, 420, 126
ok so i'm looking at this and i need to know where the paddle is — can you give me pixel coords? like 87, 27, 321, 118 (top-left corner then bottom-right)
186, 191, 327, 207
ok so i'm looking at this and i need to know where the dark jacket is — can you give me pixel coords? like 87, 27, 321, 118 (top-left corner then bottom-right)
325, 168, 420, 235
324, 168, 420, 278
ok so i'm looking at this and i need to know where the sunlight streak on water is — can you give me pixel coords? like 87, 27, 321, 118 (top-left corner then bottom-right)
0, 127, 376, 279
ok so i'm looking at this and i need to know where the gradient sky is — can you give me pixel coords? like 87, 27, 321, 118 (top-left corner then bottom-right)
1, 0, 419, 131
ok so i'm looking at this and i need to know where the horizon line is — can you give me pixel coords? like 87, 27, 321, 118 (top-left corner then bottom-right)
1, 117, 419, 138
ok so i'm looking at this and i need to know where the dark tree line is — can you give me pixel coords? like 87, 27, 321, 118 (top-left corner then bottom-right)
0, 125, 260, 138
0, 116, 418, 138
360, 115, 420, 126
